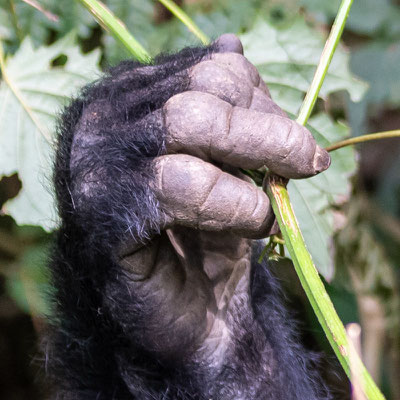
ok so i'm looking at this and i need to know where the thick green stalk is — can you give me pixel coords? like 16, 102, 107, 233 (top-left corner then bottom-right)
157, 0, 209, 44
266, 0, 385, 398
266, 177, 384, 399
76, 0, 151, 63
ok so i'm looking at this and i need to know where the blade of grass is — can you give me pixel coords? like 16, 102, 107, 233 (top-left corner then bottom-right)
266, 0, 385, 398
157, 0, 209, 45
76, 0, 151, 63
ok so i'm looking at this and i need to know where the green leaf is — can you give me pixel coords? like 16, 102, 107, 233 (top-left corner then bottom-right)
300, 0, 341, 21
240, 18, 363, 278
42, 1, 96, 39
240, 17, 368, 115
351, 41, 400, 107
347, 39, 400, 140
301, 0, 400, 38
348, 0, 400, 38
12, 0, 95, 45
102, 0, 156, 63
102, 0, 265, 62
288, 114, 357, 279
0, 33, 101, 230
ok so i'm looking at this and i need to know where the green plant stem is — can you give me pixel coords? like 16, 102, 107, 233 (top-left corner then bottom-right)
265, 0, 385, 398
296, 0, 353, 126
266, 177, 384, 399
326, 129, 400, 152
76, 0, 151, 63
272, 236, 285, 245
157, 0, 209, 44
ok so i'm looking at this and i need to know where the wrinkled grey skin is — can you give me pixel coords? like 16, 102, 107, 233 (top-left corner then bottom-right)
118, 34, 331, 395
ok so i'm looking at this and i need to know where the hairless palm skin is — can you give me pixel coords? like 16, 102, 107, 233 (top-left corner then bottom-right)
48, 34, 332, 399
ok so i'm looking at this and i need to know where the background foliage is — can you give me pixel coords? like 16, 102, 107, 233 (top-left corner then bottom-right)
0, 0, 399, 399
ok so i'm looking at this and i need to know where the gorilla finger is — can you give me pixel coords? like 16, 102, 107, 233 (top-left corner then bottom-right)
249, 87, 285, 115
209, 51, 272, 98
189, 56, 284, 115
163, 91, 331, 178
189, 44, 283, 114
212, 33, 244, 54
152, 154, 275, 238
189, 58, 254, 109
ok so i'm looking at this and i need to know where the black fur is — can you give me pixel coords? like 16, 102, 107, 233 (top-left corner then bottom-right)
45, 43, 331, 399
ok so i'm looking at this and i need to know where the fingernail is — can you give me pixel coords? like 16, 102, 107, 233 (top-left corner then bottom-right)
214, 34, 244, 54
313, 146, 331, 173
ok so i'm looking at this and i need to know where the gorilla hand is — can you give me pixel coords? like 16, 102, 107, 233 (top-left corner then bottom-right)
50, 34, 331, 399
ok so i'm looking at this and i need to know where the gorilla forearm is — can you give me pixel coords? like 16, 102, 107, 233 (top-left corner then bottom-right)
46, 35, 331, 399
